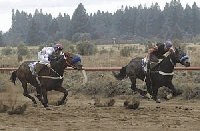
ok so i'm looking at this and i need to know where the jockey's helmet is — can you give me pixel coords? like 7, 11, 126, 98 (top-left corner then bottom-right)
53, 43, 63, 51
164, 41, 173, 50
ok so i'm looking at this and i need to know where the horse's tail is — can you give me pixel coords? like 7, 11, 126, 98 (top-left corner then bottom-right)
112, 66, 127, 80
10, 70, 17, 85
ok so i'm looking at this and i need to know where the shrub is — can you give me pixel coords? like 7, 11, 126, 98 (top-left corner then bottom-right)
17, 42, 28, 56
76, 41, 97, 55
120, 46, 132, 57
99, 49, 108, 55
58, 39, 76, 53
1, 46, 12, 55
18, 55, 23, 62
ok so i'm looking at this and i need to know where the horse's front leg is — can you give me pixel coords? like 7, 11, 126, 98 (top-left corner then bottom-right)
165, 82, 182, 100
22, 82, 37, 106
41, 86, 50, 110
151, 85, 161, 103
55, 87, 68, 106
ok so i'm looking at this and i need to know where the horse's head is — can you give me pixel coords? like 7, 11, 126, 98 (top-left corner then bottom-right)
64, 52, 83, 70
50, 54, 67, 71
172, 46, 190, 67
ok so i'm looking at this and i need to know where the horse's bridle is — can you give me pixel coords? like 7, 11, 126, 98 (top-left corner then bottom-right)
170, 49, 189, 66
65, 52, 75, 68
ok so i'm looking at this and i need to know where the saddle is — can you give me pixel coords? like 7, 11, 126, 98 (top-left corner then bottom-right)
36, 63, 47, 75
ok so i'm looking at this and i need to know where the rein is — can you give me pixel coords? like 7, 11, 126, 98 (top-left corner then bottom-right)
152, 53, 175, 76
65, 52, 75, 68
37, 59, 64, 80
37, 75, 63, 79
37, 67, 64, 79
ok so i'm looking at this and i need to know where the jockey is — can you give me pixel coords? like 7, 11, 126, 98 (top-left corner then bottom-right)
38, 43, 64, 68
143, 41, 174, 98
146, 41, 174, 64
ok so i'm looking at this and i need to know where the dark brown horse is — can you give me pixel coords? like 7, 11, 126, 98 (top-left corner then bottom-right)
10, 52, 82, 110
113, 47, 190, 103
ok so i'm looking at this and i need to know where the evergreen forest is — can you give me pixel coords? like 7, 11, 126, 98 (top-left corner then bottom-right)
1, 0, 200, 46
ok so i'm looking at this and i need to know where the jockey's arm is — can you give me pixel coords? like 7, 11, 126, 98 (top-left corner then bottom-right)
38, 52, 50, 66
147, 45, 158, 60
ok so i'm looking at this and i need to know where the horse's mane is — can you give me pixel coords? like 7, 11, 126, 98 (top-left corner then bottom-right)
150, 51, 177, 72
49, 55, 66, 76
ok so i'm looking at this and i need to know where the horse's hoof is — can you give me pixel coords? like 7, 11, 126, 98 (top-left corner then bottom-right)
156, 99, 161, 103
166, 93, 173, 100
145, 93, 152, 99
46, 107, 51, 110
32, 103, 37, 107
55, 101, 61, 106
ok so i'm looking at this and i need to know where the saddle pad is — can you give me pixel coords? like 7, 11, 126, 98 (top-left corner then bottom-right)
28, 62, 37, 68
28, 62, 37, 75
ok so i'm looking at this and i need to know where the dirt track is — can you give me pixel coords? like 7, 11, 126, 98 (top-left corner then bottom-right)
0, 85, 200, 131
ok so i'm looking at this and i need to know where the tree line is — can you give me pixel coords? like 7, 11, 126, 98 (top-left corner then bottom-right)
0, 0, 200, 46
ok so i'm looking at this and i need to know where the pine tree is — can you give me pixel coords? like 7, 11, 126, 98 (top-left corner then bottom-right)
0, 31, 3, 46
71, 3, 90, 36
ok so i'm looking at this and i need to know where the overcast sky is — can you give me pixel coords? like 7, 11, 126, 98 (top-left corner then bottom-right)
0, 0, 199, 33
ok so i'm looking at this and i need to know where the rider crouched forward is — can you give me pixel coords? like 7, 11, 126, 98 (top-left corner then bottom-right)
37, 43, 64, 74
145, 41, 175, 71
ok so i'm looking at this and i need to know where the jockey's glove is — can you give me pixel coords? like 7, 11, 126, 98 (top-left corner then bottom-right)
46, 63, 51, 68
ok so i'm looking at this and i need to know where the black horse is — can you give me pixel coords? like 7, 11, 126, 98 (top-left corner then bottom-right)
112, 47, 190, 103
10, 52, 82, 109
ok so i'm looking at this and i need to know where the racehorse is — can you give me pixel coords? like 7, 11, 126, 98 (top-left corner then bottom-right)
10, 52, 82, 110
112, 46, 190, 103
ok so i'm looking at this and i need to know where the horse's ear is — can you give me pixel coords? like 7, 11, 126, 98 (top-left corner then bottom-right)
175, 46, 181, 51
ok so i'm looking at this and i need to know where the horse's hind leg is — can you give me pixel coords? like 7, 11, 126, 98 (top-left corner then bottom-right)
21, 81, 37, 106
55, 87, 68, 106
129, 76, 146, 96
30, 80, 42, 102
